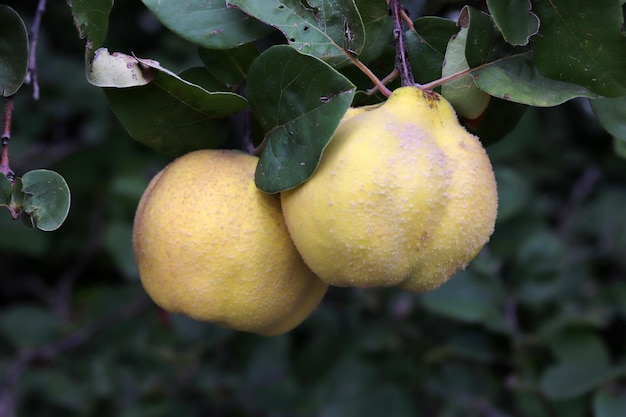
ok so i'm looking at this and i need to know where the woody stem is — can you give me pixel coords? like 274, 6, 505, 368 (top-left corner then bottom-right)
390, 0, 416, 87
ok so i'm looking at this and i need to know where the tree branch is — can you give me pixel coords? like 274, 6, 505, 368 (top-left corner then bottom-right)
390, 0, 416, 87
25, 0, 48, 100
1, 99, 15, 182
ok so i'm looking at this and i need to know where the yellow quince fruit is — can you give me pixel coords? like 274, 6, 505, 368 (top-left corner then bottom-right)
280, 87, 498, 292
133, 149, 328, 336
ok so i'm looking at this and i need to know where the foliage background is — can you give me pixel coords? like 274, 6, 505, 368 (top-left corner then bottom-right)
1, 1, 626, 416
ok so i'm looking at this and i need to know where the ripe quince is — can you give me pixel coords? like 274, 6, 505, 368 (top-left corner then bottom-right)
281, 87, 498, 292
133, 150, 328, 335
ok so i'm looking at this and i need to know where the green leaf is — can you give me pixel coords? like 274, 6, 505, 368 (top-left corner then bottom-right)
461, 6, 599, 106
463, 97, 528, 146
100, 51, 248, 157
532, 0, 626, 97
177, 67, 228, 92
589, 95, 626, 140
316, 356, 416, 417
493, 167, 531, 223
0, 305, 63, 348
540, 330, 616, 399
104, 221, 137, 279
441, 26, 491, 119
405, 17, 458, 85
354, 0, 393, 63
228, 0, 365, 67
420, 270, 508, 332
20, 369, 92, 411
10, 176, 24, 212
20, 170, 71, 231
615, 137, 626, 159
514, 232, 565, 304
247, 45, 356, 193
0, 173, 11, 205
594, 387, 626, 417
66, 0, 113, 59
141, 0, 273, 49
463, 6, 506, 66
0, 5, 29, 96
473, 54, 600, 106
198, 43, 259, 87
486, 0, 539, 46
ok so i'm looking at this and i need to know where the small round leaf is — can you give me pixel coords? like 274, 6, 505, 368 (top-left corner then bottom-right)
20, 170, 71, 232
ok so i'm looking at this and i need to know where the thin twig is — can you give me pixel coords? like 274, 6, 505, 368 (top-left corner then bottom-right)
339, 48, 392, 97
401, 8, 415, 32
390, 0, 416, 87
366, 68, 399, 96
420, 67, 473, 91
1, 99, 14, 182
25, 0, 48, 100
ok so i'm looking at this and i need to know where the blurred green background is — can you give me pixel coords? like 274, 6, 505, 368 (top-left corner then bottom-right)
1, 1, 626, 416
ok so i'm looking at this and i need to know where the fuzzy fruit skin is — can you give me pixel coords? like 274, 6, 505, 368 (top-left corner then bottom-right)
133, 149, 327, 336
280, 87, 498, 292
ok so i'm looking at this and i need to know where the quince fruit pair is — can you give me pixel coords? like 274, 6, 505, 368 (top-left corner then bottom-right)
132, 86, 497, 336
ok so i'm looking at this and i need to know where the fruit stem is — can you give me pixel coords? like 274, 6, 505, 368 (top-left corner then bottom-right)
340, 49, 392, 97
400, 6, 415, 32
420, 67, 473, 91
390, 0, 417, 88
366, 69, 399, 96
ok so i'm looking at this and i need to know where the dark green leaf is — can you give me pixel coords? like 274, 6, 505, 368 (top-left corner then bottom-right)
177, 67, 228, 92
20, 169, 71, 231
486, 0, 539, 46
532, 0, 626, 97
102, 53, 248, 157
594, 387, 626, 417
0, 210, 50, 255
420, 270, 508, 333
135, 56, 248, 119
615, 137, 626, 159
0, 305, 63, 348
463, 96, 528, 146
66, 0, 113, 58
514, 232, 565, 303
228, 0, 365, 67
104, 221, 137, 278
540, 330, 615, 399
461, 5, 598, 106
354, 0, 393, 63
405, 17, 458, 85
10, 176, 24, 211
493, 167, 531, 223
0, 5, 29, 96
141, 0, 273, 49
316, 356, 416, 417
198, 43, 259, 87
247, 45, 355, 193
474, 54, 599, 106
20, 369, 92, 411
463, 6, 507, 66
541, 363, 619, 400
589, 95, 626, 140
0, 173, 11, 205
